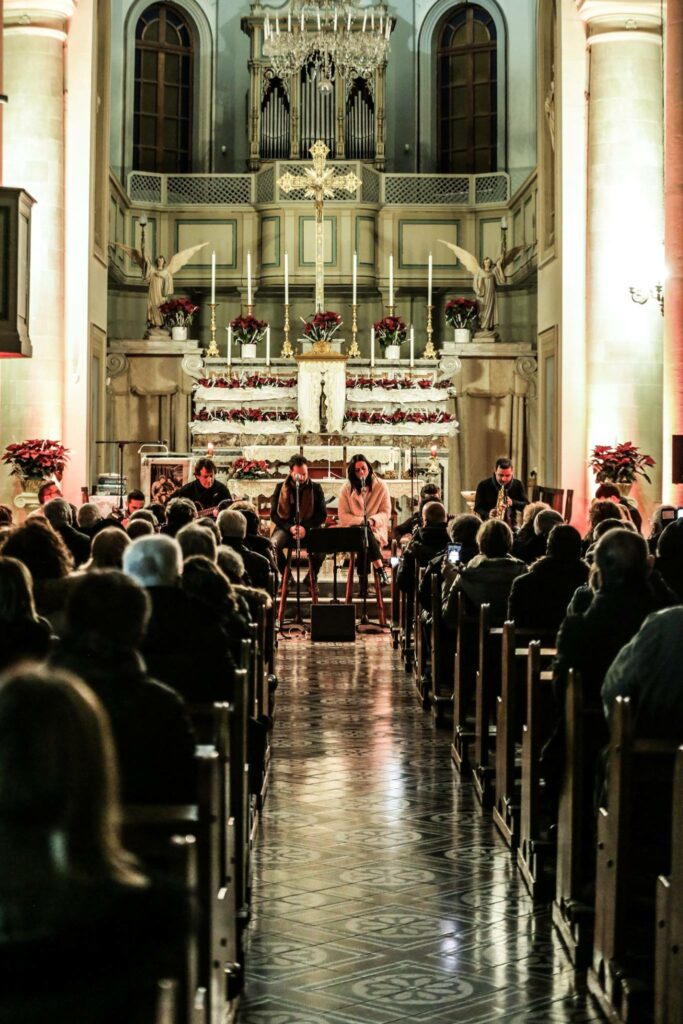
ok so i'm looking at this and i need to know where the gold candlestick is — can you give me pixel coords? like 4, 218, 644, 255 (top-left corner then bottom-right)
424, 303, 437, 359
207, 303, 219, 357
348, 303, 360, 357
386, 304, 396, 317
245, 303, 254, 317
282, 302, 293, 358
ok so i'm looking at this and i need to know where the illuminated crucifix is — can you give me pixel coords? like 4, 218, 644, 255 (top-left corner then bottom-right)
277, 140, 361, 312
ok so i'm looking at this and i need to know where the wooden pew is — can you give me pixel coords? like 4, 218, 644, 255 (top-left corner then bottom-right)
516, 641, 557, 900
450, 591, 479, 775
471, 605, 501, 809
427, 569, 453, 726
655, 746, 683, 1024
413, 567, 429, 710
493, 623, 557, 850
232, 649, 253, 916
390, 540, 401, 650
552, 667, 604, 970
587, 697, 679, 1023
400, 574, 415, 673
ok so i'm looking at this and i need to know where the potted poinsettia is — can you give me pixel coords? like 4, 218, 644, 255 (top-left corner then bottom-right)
2, 438, 70, 495
589, 442, 655, 494
229, 314, 269, 359
373, 315, 407, 360
159, 297, 199, 340
445, 298, 479, 343
301, 310, 343, 350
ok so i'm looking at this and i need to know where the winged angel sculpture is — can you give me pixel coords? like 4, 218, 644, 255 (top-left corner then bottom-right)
440, 241, 522, 333
113, 242, 207, 336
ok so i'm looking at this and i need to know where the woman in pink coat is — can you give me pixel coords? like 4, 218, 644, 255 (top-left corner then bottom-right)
338, 454, 391, 587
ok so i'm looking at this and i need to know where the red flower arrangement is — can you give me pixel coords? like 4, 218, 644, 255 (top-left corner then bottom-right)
589, 442, 655, 484
196, 408, 298, 424
445, 298, 479, 330
230, 315, 269, 346
159, 297, 199, 327
196, 375, 297, 390
229, 457, 271, 479
302, 310, 343, 342
345, 410, 454, 426
2, 439, 70, 480
373, 316, 407, 348
346, 375, 450, 391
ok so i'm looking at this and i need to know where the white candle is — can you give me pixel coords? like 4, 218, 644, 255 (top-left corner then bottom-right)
247, 251, 252, 306
207, 441, 215, 457
501, 215, 508, 230
370, 327, 375, 368
266, 325, 271, 366
211, 250, 216, 304
284, 250, 289, 305
389, 254, 394, 307
352, 251, 357, 305
227, 325, 232, 368
410, 325, 415, 368
427, 251, 433, 306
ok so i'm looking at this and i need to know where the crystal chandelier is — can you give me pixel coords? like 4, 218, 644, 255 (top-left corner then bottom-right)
263, 1, 393, 84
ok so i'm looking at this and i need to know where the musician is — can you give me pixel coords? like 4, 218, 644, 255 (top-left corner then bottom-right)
338, 454, 391, 588
474, 457, 528, 525
175, 458, 231, 515
270, 456, 327, 580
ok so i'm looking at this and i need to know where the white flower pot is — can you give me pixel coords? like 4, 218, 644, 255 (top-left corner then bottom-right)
241, 343, 257, 359
171, 325, 188, 341
454, 328, 471, 344
384, 344, 401, 360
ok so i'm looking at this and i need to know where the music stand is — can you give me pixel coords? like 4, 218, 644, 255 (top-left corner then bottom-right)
306, 527, 364, 604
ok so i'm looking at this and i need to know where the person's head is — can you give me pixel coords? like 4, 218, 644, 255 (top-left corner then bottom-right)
90, 527, 131, 570
483, 256, 493, 270
421, 501, 447, 528
593, 529, 651, 592
656, 518, 683, 563
546, 524, 582, 562
595, 482, 621, 502
533, 508, 564, 537
0, 556, 39, 623
650, 505, 678, 540
228, 501, 260, 536
0, 664, 143, 884
2, 519, 74, 582
66, 569, 151, 651
122, 534, 182, 588
477, 518, 513, 558
76, 503, 102, 531
148, 502, 167, 526
38, 481, 61, 506
181, 555, 237, 612
165, 497, 197, 534
126, 489, 145, 516
129, 508, 157, 529
217, 509, 247, 541
347, 453, 374, 491
217, 546, 245, 583
126, 518, 154, 541
593, 518, 637, 541
44, 497, 73, 528
288, 455, 309, 484
193, 457, 217, 490
448, 513, 482, 549
0, 505, 13, 527
521, 500, 550, 527
589, 498, 624, 532
419, 483, 441, 505
177, 523, 217, 562
494, 457, 514, 487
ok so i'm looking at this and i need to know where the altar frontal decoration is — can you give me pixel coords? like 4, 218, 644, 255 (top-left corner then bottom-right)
191, 407, 299, 437
194, 373, 298, 405
228, 457, 272, 480
345, 375, 454, 404
373, 315, 407, 359
3, 438, 70, 481
196, 374, 297, 390
344, 408, 457, 437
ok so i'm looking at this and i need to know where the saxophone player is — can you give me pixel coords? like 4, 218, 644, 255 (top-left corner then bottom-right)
474, 458, 529, 526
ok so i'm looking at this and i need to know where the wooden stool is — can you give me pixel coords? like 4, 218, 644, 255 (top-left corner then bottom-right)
277, 546, 317, 627
344, 551, 387, 627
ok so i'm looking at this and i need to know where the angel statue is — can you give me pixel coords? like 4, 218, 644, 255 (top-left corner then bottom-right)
440, 240, 522, 334
112, 242, 207, 337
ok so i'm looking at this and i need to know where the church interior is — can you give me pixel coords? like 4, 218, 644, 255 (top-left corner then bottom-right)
1, 0, 683, 1021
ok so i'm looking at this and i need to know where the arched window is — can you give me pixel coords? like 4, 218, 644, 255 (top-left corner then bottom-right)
437, 5, 497, 173
133, 3, 194, 172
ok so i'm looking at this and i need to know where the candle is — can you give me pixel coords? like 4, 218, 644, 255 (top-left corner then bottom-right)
388, 254, 394, 307
266, 325, 271, 366
370, 327, 375, 368
207, 442, 215, 457
227, 325, 232, 369
211, 250, 216, 304
427, 251, 433, 306
284, 250, 289, 305
431, 444, 438, 459
501, 216, 507, 230
410, 325, 415, 368
352, 251, 357, 305
247, 251, 252, 306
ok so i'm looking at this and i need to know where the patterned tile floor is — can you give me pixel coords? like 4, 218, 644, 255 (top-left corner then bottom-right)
239, 637, 601, 1023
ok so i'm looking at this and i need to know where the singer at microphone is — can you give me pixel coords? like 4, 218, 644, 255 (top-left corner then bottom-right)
270, 455, 327, 578
338, 453, 392, 590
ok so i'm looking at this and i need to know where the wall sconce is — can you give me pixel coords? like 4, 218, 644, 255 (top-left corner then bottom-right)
629, 283, 664, 315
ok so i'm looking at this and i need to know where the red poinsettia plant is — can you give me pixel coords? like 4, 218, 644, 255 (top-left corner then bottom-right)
230, 314, 269, 346
589, 442, 655, 484
373, 315, 407, 348
445, 298, 479, 330
159, 297, 199, 328
302, 310, 343, 342
2, 439, 70, 480
197, 375, 296, 390
229, 457, 271, 479
196, 408, 297, 424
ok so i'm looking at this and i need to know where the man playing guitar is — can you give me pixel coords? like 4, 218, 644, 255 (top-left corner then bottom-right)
174, 457, 232, 516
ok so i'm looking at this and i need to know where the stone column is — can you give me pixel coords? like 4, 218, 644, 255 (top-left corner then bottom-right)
664, 0, 683, 501
1, 0, 74, 503
578, 0, 663, 518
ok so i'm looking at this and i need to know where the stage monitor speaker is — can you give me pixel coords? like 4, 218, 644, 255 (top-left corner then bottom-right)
673, 436, 683, 484
310, 603, 356, 642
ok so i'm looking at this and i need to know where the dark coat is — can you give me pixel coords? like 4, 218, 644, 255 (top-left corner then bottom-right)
442, 554, 527, 626
55, 523, 91, 568
175, 477, 231, 512
474, 475, 528, 522
397, 524, 449, 594
219, 538, 272, 591
0, 617, 51, 671
508, 556, 589, 632
270, 480, 327, 532
244, 533, 278, 582
511, 523, 547, 565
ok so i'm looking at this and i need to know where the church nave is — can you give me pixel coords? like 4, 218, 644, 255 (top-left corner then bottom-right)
240, 638, 600, 1024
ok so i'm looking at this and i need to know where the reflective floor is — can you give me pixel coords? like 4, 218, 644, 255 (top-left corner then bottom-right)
240, 637, 600, 1023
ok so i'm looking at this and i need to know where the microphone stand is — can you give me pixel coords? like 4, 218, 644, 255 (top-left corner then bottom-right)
293, 479, 303, 626
360, 478, 370, 626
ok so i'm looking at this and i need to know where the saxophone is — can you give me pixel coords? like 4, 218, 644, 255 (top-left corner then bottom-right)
492, 484, 507, 520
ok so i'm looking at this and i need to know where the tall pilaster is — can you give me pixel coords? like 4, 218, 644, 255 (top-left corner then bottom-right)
1, 0, 75, 500
578, 0, 663, 513
664, 0, 683, 501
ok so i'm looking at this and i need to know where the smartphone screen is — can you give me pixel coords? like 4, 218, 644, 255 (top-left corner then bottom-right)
390, 555, 400, 567
447, 543, 462, 564
677, 509, 683, 520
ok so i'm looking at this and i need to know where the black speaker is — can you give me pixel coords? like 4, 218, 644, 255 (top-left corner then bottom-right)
310, 603, 356, 642
673, 436, 683, 484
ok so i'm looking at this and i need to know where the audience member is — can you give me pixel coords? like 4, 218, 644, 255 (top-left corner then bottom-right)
147, 502, 167, 528
160, 497, 197, 537
229, 500, 278, 578
510, 501, 549, 562
217, 546, 246, 585
647, 504, 677, 555
51, 569, 195, 804
2, 520, 76, 636
508, 524, 588, 631
76, 503, 103, 539
581, 498, 627, 555
130, 508, 159, 531
44, 498, 90, 567
595, 481, 642, 532
181, 555, 250, 658
195, 516, 221, 546
218, 509, 271, 590
126, 518, 154, 541
89, 527, 131, 570
176, 522, 217, 562
442, 518, 526, 625
125, 489, 145, 519
0, 504, 14, 527
37, 480, 61, 507
654, 518, 683, 602
393, 483, 442, 542
397, 501, 449, 594
0, 556, 51, 669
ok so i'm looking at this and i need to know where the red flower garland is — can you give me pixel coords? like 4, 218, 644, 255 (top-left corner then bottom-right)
196, 408, 298, 424
344, 410, 454, 426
